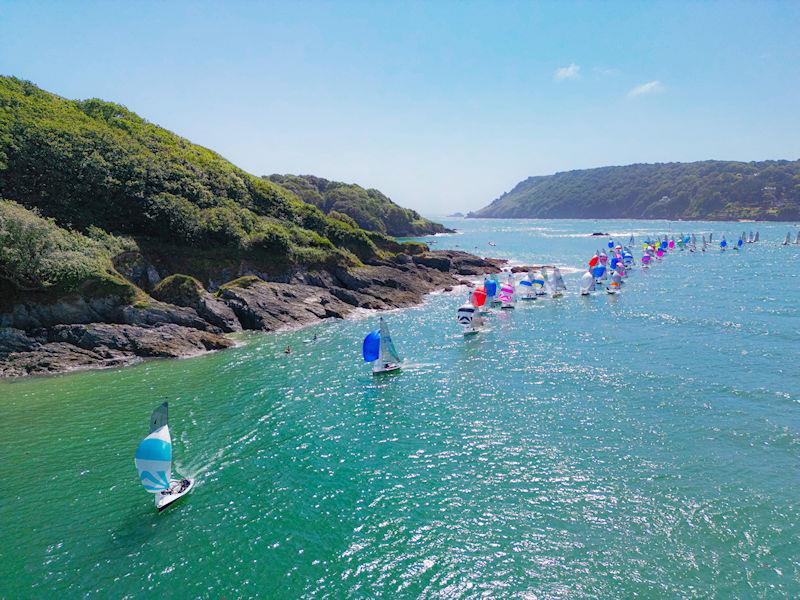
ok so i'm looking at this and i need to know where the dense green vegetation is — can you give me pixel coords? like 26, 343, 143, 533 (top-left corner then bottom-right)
0, 199, 135, 302
266, 174, 451, 236
471, 161, 800, 220
0, 77, 429, 301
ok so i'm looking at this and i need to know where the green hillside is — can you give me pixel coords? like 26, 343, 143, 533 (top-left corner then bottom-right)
266, 174, 451, 236
471, 161, 800, 220
0, 76, 424, 298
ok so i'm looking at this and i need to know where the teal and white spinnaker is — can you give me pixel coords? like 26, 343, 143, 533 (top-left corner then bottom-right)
135, 403, 172, 493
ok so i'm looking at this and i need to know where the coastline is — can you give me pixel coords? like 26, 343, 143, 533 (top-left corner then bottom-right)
0, 250, 503, 380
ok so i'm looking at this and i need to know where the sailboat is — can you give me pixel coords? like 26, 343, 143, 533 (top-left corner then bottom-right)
783, 232, 791, 245
552, 267, 567, 292
530, 270, 546, 296
457, 303, 483, 335
720, 236, 727, 251
606, 271, 622, 294
363, 317, 401, 374
543, 269, 563, 298
518, 273, 536, 300
135, 402, 194, 512
796, 231, 800, 245
754, 231, 760, 242
498, 280, 515, 309
580, 271, 596, 296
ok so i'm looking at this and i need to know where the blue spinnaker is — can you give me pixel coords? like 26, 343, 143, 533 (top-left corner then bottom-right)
592, 265, 606, 278
484, 280, 497, 297
362, 330, 380, 362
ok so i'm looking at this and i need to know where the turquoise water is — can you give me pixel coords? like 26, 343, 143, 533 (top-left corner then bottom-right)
2, 218, 800, 598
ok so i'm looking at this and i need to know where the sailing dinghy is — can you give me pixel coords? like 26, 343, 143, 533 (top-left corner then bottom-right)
580, 271, 596, 296
498, 281, 516, 309
363, 317, 402, 374
135, 402, 194, 512
543, 269, 563, 298
518, 273, 536, 300
783, 232, 791, 245
457, 303, 483, 335
606, 271, 622, 295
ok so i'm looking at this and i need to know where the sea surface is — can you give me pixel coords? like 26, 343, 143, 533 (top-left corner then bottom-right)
2, 218, 800, 598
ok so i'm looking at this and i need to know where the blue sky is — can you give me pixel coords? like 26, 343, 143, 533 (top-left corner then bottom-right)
2, 1, 799, 214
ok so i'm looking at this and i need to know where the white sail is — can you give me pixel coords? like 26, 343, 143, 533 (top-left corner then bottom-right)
135, 410, 172, 494
796, 231, 800, 245
580, 271, 595, 294
754, 231, 759, 242
378, 317, 401, 365
784, 232, 791, 245
553, 267, 567, 291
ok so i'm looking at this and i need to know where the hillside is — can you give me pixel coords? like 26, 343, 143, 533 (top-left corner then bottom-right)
471, 160, 800, 220
0, 77, 499, 377
266, 174, 451, 236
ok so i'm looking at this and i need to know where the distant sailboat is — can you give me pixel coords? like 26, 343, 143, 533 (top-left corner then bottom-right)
363, 317, 401, 374
457, 303, 483, 335
531, 270, 546, 296
543, 269, 563, 298
580, 271, 596, 296
518, 273, 536, 300
796, 231, 800, 245
135, 402, 194, 512
552, 266, 567, 292
498, 281, 515, 309
720, 236, 727, 251
784, 232, 791, 245
606, 271, 622, 294
754, 231, 760, 242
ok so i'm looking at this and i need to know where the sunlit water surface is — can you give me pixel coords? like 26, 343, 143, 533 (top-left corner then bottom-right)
2, 218, 799, 598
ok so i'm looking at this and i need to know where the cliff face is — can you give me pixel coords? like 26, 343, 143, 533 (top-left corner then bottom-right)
471, 160, 800, 221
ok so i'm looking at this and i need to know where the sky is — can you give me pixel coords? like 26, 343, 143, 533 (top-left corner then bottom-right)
1, 1, 799, 215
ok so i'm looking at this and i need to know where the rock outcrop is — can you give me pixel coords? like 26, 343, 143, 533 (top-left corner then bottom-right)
0, 250, 504, 378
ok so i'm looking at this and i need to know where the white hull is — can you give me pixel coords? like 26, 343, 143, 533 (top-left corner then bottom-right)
373, 363, 401, 375
155, 477, 195, 512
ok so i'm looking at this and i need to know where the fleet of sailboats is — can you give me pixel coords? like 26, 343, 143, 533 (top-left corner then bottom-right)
132, 226, 791, 512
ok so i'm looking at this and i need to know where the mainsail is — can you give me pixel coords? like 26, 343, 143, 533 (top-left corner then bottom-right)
135, 403, 172, 493
379, 318, 401, 364
552, 267, 567, 291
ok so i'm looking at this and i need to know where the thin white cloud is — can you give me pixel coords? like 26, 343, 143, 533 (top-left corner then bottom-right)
628, 80, 664, 97
554, 63, 580, 81
593, 66, 620, 76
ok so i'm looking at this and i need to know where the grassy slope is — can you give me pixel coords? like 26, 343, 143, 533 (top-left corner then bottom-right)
266, 174, 451, 236
471, 160, 800, 220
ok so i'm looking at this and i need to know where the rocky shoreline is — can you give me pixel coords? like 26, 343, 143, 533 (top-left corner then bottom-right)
0, 250, 503, 379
